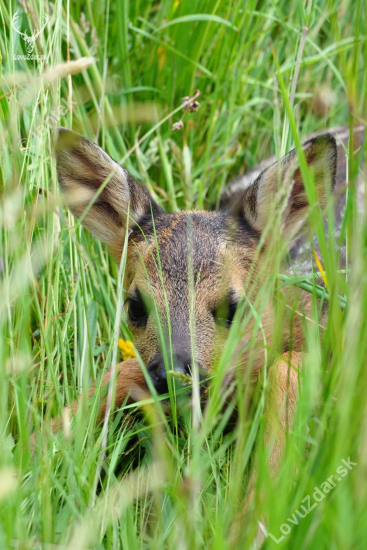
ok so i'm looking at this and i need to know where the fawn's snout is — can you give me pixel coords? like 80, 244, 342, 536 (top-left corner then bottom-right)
147, 353, 206, 395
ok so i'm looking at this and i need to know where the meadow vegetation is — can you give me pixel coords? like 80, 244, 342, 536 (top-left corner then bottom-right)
0, 0, 366, 548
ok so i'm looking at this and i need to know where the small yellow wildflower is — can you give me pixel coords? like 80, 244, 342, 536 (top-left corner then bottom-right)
118, 339, 136, 361
312, 248, 328, 288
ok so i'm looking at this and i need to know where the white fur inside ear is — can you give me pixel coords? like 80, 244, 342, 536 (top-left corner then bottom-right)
62, 184, 96, 207
55, 128, 162, 251
64, 136, 131, 212
242, 133, 337, 240
255, 162, 295, 232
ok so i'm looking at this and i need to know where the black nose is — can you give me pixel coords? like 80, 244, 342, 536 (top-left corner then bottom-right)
147, 353, 203, 395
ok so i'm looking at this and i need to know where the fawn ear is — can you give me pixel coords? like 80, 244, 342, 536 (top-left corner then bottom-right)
55, 128, 163, 256
240, 133, 337, 239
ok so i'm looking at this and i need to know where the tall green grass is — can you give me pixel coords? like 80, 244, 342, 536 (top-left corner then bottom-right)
0, 0, 366, 548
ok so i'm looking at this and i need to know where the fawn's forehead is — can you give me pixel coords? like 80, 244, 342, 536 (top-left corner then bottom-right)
128, 211, 259, 289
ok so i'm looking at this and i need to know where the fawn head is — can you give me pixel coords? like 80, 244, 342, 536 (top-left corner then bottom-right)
55, 128, 336, 394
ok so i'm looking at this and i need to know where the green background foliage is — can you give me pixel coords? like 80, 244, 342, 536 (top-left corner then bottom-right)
0, 0, 366, 548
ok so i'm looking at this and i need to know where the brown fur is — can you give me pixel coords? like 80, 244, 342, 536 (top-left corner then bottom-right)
124, 211, 261, 370
31, 360, 146, 445
50, 126, 352, 523
90, 359, 146, 422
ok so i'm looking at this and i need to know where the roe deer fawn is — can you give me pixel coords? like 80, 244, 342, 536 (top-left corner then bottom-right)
52, 124, 364, 484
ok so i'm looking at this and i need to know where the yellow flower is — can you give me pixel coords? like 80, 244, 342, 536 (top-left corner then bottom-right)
118, 339, 136, 361
312, 248, 328, 288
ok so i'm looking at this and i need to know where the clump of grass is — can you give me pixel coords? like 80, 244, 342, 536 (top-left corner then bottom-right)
0, 0, 366, 549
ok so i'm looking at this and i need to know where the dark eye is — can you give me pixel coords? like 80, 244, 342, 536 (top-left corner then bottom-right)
126, 290, 147, 327
213, 300, 238, 329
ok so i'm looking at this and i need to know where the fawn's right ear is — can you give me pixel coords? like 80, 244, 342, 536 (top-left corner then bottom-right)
238, 133, 337, 241
55, 128, 163, 257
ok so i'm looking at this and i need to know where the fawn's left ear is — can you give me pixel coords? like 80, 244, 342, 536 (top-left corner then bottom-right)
239, 133, 337, 239
54, 128, 163, 259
